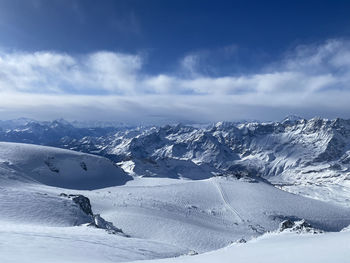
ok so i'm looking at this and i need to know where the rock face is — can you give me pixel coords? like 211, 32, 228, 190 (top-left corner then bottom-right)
91, 214, 126, 235
279, 219, 323, 234
60, 193, 126, 236
279, 220, 295, 231
71, 194, 93, 216
60, 193, 93, 216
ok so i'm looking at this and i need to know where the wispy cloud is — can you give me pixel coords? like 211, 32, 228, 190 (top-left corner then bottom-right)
1, 39, 350, 123
0, 51, 142, 94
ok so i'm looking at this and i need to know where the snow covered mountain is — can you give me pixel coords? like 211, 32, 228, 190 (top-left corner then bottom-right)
1, 119, 350, 262
107, 118, 350, 206
1, 142, 350, 259
1, 117, 350, 206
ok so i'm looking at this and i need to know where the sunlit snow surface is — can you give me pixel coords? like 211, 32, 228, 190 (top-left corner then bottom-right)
0, 224, 186, 263
138, 229, 350, 263
0, 142, 350, 263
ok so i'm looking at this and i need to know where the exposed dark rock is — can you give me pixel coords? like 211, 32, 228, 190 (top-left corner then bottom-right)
236, 238, 247, 243
89, 214, 127, 236
80, 161, 87, 171
279, 219, 294, 231
70, 194, 93, 216
44, 157, 59, 173
279, 219, 323, 234
187, 250, 198, 256
60, 193, 128, 236
60, 193, 93, 216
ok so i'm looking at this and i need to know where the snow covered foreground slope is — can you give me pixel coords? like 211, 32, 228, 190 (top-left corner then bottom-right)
1, 142, 350, 262
138, 229, 350, 263
88, 176, 350, 253
0, 143, 188, 262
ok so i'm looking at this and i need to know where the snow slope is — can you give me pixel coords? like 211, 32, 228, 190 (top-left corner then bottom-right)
0, 142, 133, 226
0, 143, 188, 262
85, 176, 350, 253
0, 142, 132, 189
137, 229, 350, 263
1, 142, 350, 262
0, 224, 186, 263
0, 186, 92, 226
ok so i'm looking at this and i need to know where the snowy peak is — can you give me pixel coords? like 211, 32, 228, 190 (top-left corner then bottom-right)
281, 114, 305, 124
1, 117, 350, 205
1, 119, 350, 262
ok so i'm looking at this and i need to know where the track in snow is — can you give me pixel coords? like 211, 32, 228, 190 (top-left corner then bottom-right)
213, 178, 244, 223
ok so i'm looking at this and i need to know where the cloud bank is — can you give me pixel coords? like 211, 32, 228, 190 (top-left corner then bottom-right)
1, 39, 350, 123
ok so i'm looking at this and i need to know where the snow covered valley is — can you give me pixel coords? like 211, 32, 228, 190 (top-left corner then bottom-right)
1, 118, 350, 262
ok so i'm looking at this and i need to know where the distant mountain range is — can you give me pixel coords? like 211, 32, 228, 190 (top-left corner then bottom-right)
1, 116, 349, 206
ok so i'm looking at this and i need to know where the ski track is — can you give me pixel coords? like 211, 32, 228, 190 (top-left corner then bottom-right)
213, 178, 244, 223
1, 142, 350, 262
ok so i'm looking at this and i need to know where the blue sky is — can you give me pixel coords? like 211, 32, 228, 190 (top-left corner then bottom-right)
0, 0, 350, 123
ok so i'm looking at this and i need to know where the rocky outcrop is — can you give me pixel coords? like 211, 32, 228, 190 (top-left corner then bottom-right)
278, 219, 323, 234
90, 214, 127, 236
60, 194, 93, 216
60, 193, 127, 236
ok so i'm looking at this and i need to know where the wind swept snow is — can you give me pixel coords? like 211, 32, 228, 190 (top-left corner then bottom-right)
1, 142, 350, 262
0, 224, 187, 263
137, 230, 350, 263
85, 176, 350, 252
0, 142, 132, 189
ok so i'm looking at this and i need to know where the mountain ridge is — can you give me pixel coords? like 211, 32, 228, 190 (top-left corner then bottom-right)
1, 117, 350, 206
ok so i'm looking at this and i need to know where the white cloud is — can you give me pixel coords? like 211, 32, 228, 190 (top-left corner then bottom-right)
180, 54, 200, 76
1, 39, 350, 123
0, 51, 141, 94
0, 51, 75, 92
81, 51, 142, 93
